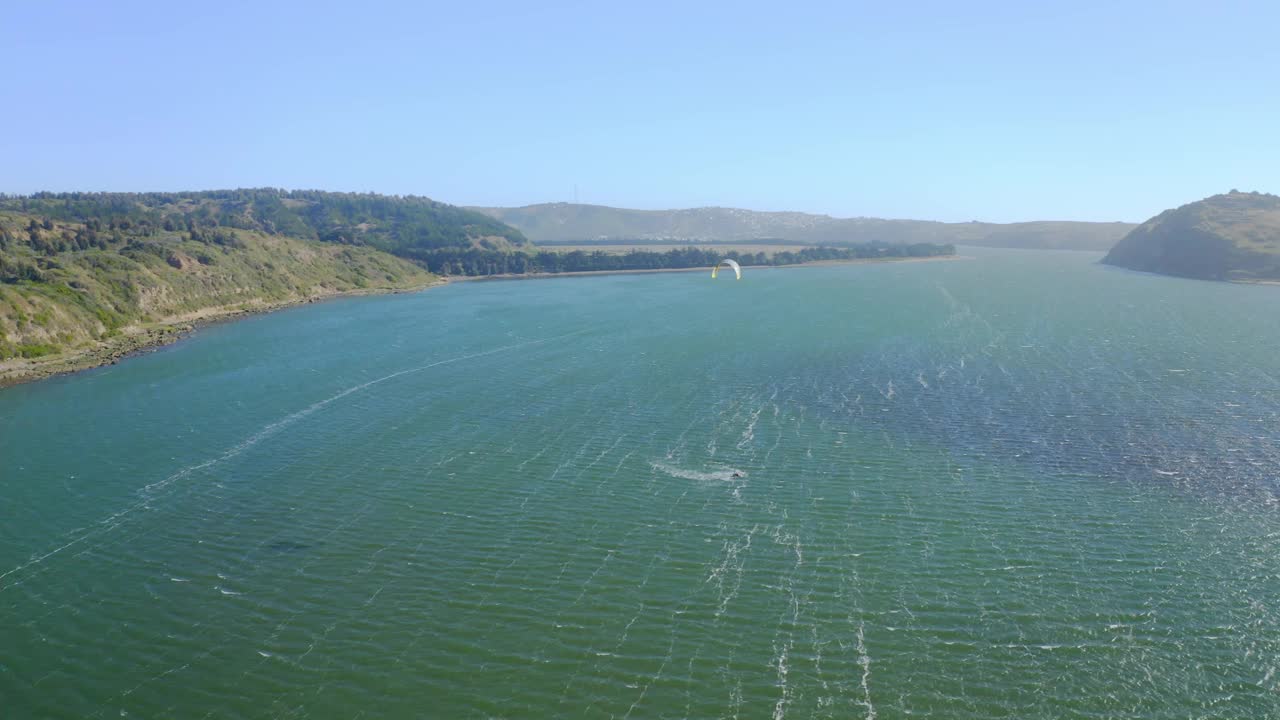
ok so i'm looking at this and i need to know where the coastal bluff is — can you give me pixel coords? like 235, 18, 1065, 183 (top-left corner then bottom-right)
1103, 191, 1280, 281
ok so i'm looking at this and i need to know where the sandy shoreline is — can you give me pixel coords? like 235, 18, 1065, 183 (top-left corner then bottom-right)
449, 253, 966, 282
0, 254, 962, 390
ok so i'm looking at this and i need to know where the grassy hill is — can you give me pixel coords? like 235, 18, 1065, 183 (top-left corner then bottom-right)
1102, 191, 1280, 281
0, 189, 531, 384
469, 203, 1134, 251
8, 189, 528, 254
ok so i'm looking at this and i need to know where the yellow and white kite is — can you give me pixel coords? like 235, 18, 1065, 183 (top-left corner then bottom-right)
711, 258, 741, 280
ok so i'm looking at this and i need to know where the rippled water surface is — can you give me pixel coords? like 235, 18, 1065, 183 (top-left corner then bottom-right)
3, 249, 1279, 718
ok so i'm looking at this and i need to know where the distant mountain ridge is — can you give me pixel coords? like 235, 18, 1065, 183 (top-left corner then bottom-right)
469, 202, 1135, 251
1103, 191, 1280, 281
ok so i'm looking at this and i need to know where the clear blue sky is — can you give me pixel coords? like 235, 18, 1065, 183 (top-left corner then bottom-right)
3, 1, 1277, 222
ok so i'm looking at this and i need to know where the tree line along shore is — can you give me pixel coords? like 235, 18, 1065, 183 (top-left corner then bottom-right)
0, 189, 954, 386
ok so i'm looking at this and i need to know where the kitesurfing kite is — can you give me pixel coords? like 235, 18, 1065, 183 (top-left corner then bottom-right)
711, 259, 741, 280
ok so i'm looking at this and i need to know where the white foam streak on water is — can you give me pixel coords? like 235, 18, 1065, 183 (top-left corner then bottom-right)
650, 462, 746, 483
4, 254, 1280, 718
0, 331, 583, 592
855, 622, 877, 720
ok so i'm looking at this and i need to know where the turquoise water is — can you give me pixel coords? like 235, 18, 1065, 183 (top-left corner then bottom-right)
3, 249, 1279, 718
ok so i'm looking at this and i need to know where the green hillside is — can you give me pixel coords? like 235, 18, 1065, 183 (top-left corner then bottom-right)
0, 189, 533, 383
1102, 191, 1280, 281
6, 189, 528, 254
470, 203, 1134, 251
